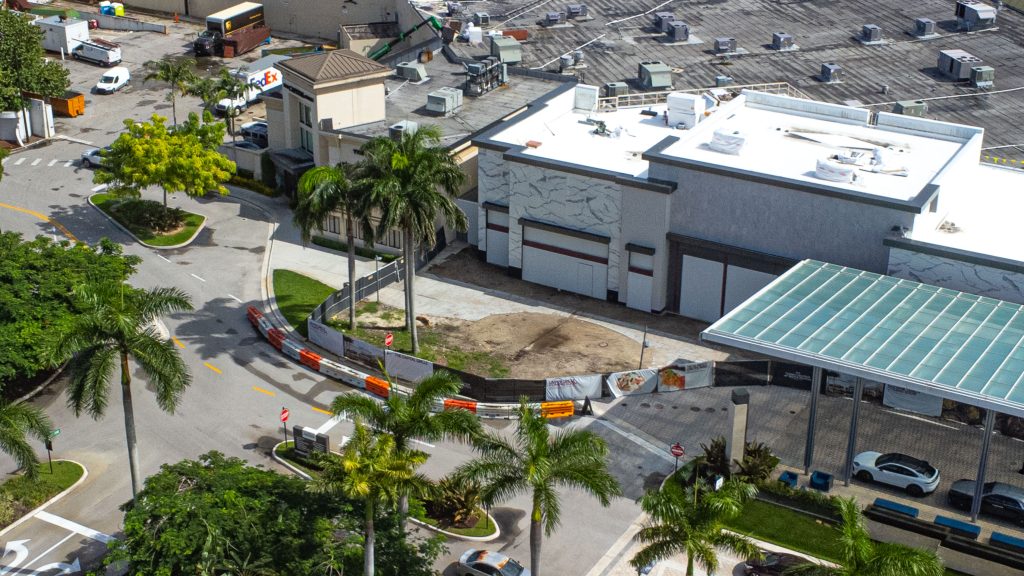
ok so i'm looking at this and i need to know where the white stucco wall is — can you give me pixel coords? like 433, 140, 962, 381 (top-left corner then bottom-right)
476, 148, 509, 253
619, 187, 671, 310
888, 247, 1024, 304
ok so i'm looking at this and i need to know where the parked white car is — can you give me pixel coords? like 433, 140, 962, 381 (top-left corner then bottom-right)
853, 451, 940, 496
95, 66, 130, 94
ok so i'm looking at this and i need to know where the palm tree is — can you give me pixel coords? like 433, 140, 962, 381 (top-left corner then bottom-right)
294, 163, 369, 331
330, 370, 480, 527
49, 282, 192, 498
787, 497, 944, 576
355, 126, 468, 354
0, 399, 52, 479
215, 68, 253, 147
454, 399, 621, 576
308, 421, 432, 576
631, 478, 760, 576
187, 75, 220, 116
143, 56, 197, 127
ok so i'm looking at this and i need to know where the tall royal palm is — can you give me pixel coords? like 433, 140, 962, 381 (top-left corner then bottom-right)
294, 163, 369, 331
631, 478, 760, 576
309, 422, 431, 576
50, 282, 192, 497
330, 369, 480, 527
788, 497, 944, 576
455, 399, 621, 576
143, 56, 197, 126
0, 399, 52, 479
355, 126, 467, 354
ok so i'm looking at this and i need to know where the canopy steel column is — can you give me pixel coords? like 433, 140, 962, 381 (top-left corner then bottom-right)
970, 409, 997, 522
843, 378, 864, 486
803, 367, 822, 475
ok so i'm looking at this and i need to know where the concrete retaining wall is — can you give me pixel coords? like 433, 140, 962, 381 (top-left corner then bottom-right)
81, 10, 168, 33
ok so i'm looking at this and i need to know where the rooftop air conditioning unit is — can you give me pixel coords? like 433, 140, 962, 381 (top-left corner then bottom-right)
714, 37, 736, 53
472, 12, 489, 25
395, 61, 427, 82
559, 54, 574, 71
653, 12, 673, 30
709, 129, 746, 155
819, 62, 842, 83
861, 24, 882, 43
637, 61, 672, 90
426, 87, 464, 116
970, 65, 995, 88
389, 120, 419, 141
956, 0, 997, 30
772, 32, 794, 50
938, 49, 982, 80
893, 100, 928, 117
446, 1, 462, 15
715, 75, 733, 87
542, 12, 566, 26
566, 4, 587, 18
604, 81, 628, 97
466, 62, 485, 75
668, 21, 689, 42
914, 17, 936, 37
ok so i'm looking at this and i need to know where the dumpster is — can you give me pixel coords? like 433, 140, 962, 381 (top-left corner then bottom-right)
24, 91, 85, 118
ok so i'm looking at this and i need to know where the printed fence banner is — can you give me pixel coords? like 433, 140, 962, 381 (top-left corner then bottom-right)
770, 361, 814, 390
825, 371, 883, 398
883, 384, 943, 417
345, 336, 384, 365
606, 368, 658, 397
657, 361, 713, 392
714, 360, 770, 387
307, 318, 345, 357
384, 349, 434, 383
545, 374, 602, 401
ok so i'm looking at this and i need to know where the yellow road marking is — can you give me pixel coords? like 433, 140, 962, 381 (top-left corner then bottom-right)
171, 336, 185, 349
312, 406, 332, 415
0, 202, 78, 242
253, 386, 275, 397
203, 362, 222, 374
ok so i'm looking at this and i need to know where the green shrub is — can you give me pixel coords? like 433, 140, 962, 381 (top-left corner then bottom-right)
697, 436, 780, 482
0, 492, 16, 527
260, 151, 277, 189
230, 174, 277, 197
236, 168, 254, 180
755, 478, 840, 520
311, 236, 400, 263
111, 200, 185, 233
424, 476, 482, 528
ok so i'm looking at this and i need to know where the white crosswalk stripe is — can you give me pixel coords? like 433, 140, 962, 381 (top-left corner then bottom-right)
30, 158, 41, 166
47, 159, 57, 166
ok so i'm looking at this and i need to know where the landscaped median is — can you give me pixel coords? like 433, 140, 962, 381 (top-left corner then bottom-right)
90, 194, 205, 248
0, 460, 85, 532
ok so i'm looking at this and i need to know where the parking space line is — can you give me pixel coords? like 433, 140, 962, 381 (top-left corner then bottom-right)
191, 273, 206, 282
35, 511, 113, 544
587, 417, 675, 463
253, 386, 275, 397
24, 532, 74, 570
157, 254, 172, 263
47, 159, 57, 167
30, 159, 40, 166
203, 362, 222, 374
63, 160, 72, 167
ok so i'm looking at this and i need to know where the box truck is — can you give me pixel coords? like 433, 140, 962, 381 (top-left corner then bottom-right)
35, 15, 90, 54
71, 38, 122, 66
214, 55, 287, 115
194, 2, 268, 57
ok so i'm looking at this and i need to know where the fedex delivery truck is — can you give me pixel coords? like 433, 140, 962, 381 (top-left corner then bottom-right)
214, 54, 288, 115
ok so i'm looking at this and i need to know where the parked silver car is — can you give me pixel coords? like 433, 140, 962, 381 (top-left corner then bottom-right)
457, 549, 530, 576
80, 146, 112, 168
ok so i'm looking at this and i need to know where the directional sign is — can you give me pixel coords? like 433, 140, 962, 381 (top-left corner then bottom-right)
384, 332, 394, 348
280, 408, 290, 423
670, 443, 685, 457
48, 429, 60, 439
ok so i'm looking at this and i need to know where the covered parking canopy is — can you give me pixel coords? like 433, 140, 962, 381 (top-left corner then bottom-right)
701, 260, 1024, 520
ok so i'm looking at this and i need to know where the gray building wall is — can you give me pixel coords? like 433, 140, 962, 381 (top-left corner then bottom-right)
476, 148, 509, 253
663, 164, 917, 273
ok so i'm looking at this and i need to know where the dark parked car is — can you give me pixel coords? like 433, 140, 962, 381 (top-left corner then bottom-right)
743, 551, 805, 576
948, 480, 1024, 525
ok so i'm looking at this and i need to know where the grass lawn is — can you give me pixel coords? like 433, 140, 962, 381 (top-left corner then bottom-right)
724, 499, 844, 561
92, 194, 205, 247
273, 441, 323, 477
0, 461, 84, 529
272, 270, 337, 337
414, 507, 498, 538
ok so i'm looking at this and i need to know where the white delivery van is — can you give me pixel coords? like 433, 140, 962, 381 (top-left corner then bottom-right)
214, 54, 287, 115
95, 66, 130, 94
72, 38, 122, 66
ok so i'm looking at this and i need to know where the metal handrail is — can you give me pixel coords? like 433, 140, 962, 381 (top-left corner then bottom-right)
595, 82, 808, 112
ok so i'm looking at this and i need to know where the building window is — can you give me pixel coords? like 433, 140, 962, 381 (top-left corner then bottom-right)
300, 127, 314, 154
323, 216, 340, 234
299, 102, 313, 128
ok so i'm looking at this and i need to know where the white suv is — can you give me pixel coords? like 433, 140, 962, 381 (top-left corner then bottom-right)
853, 451, 940, 496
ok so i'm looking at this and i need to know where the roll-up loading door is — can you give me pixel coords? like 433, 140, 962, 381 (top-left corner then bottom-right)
485, 204, 509, 268
521, 220, 608, 299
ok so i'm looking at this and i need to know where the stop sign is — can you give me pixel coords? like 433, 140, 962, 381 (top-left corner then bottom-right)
384, 332, 394, 347
670, 442, 685, 457
280, 408, 290, 423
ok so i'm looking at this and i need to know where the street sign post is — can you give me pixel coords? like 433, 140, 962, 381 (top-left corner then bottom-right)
384, 332, 394, 348
670, 442, 685, 472
48, 429, 60, 439
280, 407, 290, 444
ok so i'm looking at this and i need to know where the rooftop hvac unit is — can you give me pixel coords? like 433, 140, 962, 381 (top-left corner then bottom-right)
668, 21, 689, 42
472, 12, 489, 25
938, 49, 982, 80
772, 32, 794, 50
667, 92, 704, 129
466, 62, 485, 75
653, 12, 674, 30
893, 100, 928, 117
389, 120, 419, 141
446, 1, 462, 15
637, 61, 672, 90
426, 87, 464, 116
573, 50, 584, 64
490, 35, 522, 64
464, 58, 506, 96
819, 62, 842, 83
914, 17, 936, 37
573, 84, 599, 112
714, 37, 736, 54
395, 61, 427, 82
971, 65, 995, 88
861, 24, 881, 42
956, 0, 997, 30
604, 81, 628, 97
709, 129, 746, 155
715, 75, 733, 87
566, 4, 587, 18
542, 12, 565, 26
559, 54, 574, 70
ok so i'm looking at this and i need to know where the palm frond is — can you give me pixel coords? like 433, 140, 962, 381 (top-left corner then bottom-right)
130, 332, 191, 413
0, 400, 52, 477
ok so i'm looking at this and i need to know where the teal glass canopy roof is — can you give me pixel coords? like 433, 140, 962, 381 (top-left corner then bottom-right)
702, 260, 1024, 416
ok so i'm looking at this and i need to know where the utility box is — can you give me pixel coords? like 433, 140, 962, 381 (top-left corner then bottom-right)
970, 65, 995, 88
35, 15, 90, 54
490, 35, 522, 64
820, 62, 843, 83
472, 12, 490, 25
566, 4, 587, 18
637, 61, 672, 90
426, 87, 464, 116
861, 24, 882, 43
604, 81, 629, 97
956, 0, 997, 30
915, 18, 936, 37
772, 32, 794, 50
938, 49, 983, 81
667, 21, 689, 42
893, 100, 928, 117
714, 37, 736, 53
652, 12, 674, 30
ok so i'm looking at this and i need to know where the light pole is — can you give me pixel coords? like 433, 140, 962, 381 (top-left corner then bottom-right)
638, 325, 650, 370
374, 255, 382, 303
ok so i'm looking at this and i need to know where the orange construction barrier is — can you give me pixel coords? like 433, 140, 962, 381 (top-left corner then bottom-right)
443, 398, 478, 413
246, 306, 263, 325
540, 400, 574, 419
299, 349, 321, 371
365, 376, 390, 398
267, 328, 285, 350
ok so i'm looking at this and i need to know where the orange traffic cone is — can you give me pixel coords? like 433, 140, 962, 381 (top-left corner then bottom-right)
173, 12, 179, 23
